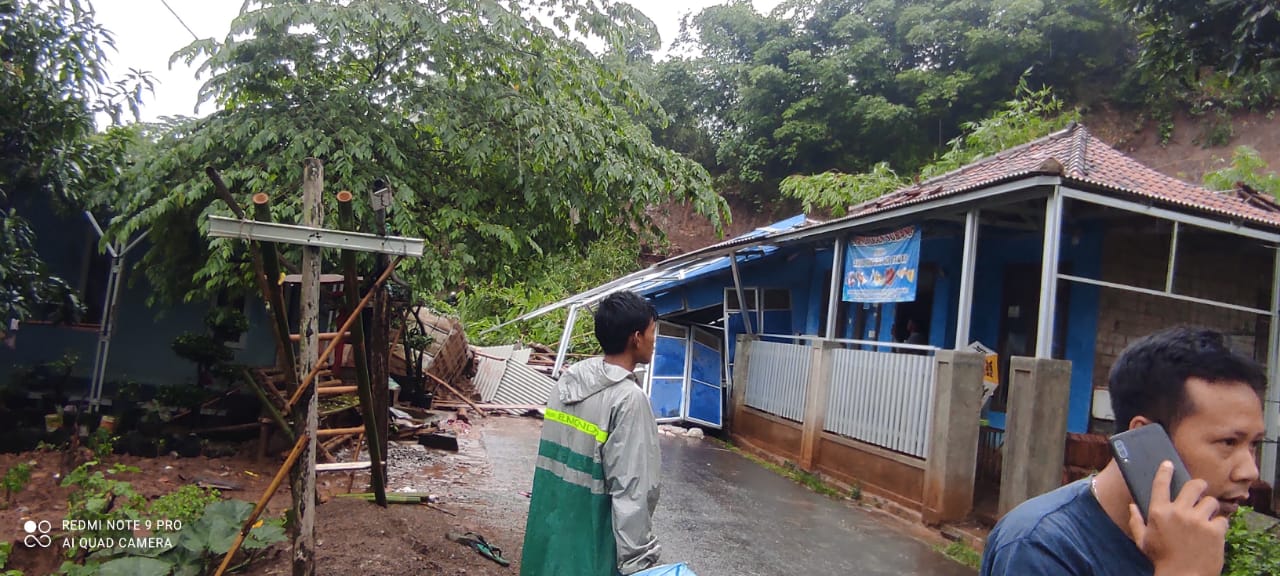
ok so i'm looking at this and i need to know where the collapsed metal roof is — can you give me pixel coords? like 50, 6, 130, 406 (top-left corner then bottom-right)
483, 214, 818, 332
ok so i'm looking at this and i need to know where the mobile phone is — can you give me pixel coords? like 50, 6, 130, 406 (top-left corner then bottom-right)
1109, 424, 1192, 521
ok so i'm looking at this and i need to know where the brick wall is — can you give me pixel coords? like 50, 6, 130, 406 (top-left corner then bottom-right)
1092, 226, 1272, 390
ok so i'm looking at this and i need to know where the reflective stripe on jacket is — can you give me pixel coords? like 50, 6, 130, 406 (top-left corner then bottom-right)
520, 358, 662, 576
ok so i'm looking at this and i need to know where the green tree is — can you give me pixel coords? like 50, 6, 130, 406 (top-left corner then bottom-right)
105, 0, 727, 305
1108, 0, 1279, 81
1204, 146, 1280, 198
0, 0, 151, 325
659, 0, 1128, 203
781, 77, 1079, 215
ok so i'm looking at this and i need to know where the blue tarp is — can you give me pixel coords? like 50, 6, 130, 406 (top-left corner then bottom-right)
633, 563, 698, 576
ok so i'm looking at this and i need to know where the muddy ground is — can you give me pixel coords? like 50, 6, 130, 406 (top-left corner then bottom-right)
2, 414, 527, 576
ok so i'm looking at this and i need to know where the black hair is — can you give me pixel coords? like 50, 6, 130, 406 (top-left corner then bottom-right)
594, 291, 657, 355
1109, 325, 1266, 435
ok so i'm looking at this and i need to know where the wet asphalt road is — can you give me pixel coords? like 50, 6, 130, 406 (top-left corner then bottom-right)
480, 418, 975, 576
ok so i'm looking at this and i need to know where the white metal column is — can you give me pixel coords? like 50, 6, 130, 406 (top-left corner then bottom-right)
1036, 190, 1064, 358
825, 237, 844, 339
84, 212, 148, 413
955, 209, 980, 348
1264, 247, 1280, 488
552, 305, 580, 379
730, 252, 754, 334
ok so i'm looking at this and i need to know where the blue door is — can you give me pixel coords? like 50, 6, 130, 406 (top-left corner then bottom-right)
648, 322, 688, 421
685, 327, 724, 428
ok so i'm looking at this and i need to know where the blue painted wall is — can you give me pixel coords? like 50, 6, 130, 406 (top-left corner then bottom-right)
959, 224, 1104, 434
645, 221, 1105, 435
0, 201, 277, 399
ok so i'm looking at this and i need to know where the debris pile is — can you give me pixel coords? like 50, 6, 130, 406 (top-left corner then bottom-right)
391, 306, 478, 404
467, 344, 559, 414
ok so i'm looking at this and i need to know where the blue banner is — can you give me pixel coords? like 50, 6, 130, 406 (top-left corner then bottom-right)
842, 225, 922, 303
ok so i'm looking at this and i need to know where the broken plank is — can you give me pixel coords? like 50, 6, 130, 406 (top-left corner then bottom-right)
317, 386, 359, 395
317, 461, 371, 472
318, 426, 365, 438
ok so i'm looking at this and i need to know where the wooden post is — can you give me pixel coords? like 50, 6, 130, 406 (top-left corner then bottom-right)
337, 190, 386, 506
291, 158, 322, 576
370, 180, 391, 472
253, 194, 298, 393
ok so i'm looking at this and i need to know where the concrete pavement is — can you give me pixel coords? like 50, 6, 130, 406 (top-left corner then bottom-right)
478, 418, 975, 576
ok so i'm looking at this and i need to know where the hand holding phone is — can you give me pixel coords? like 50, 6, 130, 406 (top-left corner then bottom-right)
1109, 424, 1191, 520
1110, 424, 1228, 576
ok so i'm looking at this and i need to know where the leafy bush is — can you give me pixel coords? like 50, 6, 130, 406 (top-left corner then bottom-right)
148, 485, 222, 527
451, 232, 642, 350
1224, 507, 1280, 576
1204, 146, 1280, 198
781, 75, 1079, 215
0, 540, 22, 576
2, 462, 32, 505
58, 468, 284, 576
61, 462, 147, 558
87, 428, 117, 460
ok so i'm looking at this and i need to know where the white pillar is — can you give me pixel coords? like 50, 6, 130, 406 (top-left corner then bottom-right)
1036, 190, 1064, 358
730, 252, 754, 334
1263, 247, 1280, 487
552, 305, 580, 379
825, 237, 844, 339
955, 210, 980, 349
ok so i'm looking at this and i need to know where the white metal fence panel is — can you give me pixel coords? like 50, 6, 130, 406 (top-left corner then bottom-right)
824, 348, 936, 458
744, 341, 811, 422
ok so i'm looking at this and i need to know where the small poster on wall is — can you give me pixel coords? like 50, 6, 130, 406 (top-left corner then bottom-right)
842, 225, 922, 303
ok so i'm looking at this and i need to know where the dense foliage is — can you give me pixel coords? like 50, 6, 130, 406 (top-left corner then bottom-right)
5, 0, 1280, 333
780, 77, 1080, 215
652, 0, 1131, 200
0, 0, 150, 325
452, 231, 643, 352
1204, 146, 1280, 198
1107, 0, 1278, 81
102, 0, 726, 306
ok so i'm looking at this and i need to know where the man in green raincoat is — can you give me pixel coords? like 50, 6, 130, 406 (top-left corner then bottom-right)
521, 291, 662, 575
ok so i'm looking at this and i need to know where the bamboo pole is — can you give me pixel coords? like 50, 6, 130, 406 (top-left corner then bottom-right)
337, 190, 386, 506
369, 180, 392, 473
317, 386, 359, 395
423, 372, 487, 418
285, 256, 403, 412
289, 332, 350, 342
213, 432, 309, 576
318, 426, 366, 437
240, 368, 295, 443
206, 170, 294, 396
253, 194, 299, 395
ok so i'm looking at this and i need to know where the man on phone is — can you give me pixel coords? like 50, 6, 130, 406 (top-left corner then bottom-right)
981, 326, 1266, 575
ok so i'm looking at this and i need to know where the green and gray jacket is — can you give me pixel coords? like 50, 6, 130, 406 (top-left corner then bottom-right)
520, 357, 662, 576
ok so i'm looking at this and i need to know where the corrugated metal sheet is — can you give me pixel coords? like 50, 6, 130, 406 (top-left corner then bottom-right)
491, 360, 557, 408
824, 349, 936, 459
744, 341, 811, 422
473, 345, 515, 402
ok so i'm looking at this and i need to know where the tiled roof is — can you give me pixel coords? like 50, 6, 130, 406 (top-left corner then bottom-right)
843, 123, 1280, 230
